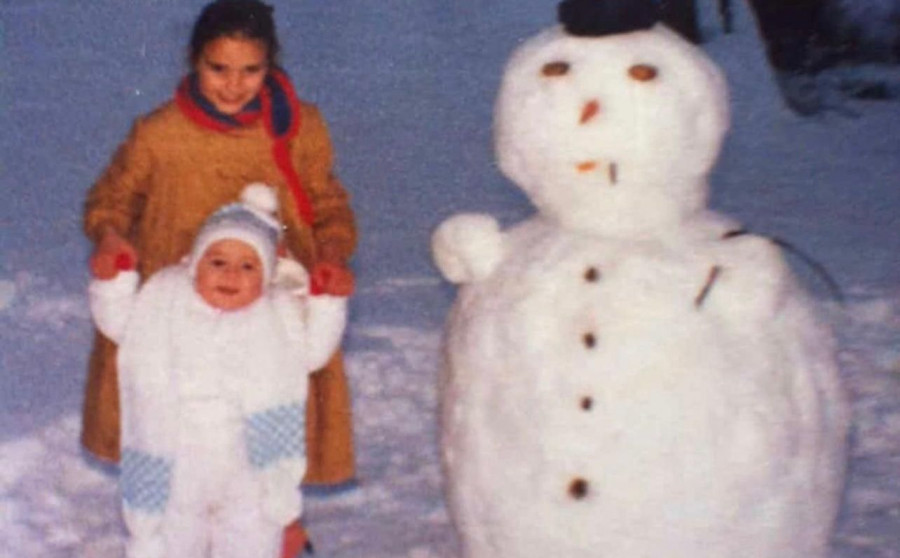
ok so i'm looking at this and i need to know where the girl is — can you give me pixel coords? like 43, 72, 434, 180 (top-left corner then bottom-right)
83, 0, 357, 501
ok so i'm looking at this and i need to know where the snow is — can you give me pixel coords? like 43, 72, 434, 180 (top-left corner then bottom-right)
1, 0, 899, 556
0, 279, 15, 310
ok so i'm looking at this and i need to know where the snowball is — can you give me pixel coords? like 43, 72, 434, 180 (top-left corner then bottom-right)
432, 213, 503, 284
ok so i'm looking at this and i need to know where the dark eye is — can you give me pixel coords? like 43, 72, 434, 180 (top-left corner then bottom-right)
242, 262, 257, 271
211, 258, 226, 268
628, 64, 658, 82
542, 61, 570, 77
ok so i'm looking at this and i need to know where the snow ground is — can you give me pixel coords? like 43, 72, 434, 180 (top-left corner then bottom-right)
2, 289, 900, 557
1, 1, 899, 556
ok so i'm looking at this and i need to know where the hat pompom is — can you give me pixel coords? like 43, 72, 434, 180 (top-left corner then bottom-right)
241, 182, 279, 216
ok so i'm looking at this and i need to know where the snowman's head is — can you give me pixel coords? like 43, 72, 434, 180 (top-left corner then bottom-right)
494, 15, 730, 237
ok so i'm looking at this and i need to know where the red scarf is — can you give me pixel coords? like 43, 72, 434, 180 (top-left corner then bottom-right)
175, 69, 315, 226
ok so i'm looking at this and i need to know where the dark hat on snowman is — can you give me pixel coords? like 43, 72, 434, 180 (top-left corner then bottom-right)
557, 0, 658, 37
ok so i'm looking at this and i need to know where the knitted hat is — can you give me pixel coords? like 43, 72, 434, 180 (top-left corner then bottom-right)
557, 0, 658, 37
189, 183, 282, 282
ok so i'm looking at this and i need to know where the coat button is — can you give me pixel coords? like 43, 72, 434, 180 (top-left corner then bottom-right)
580, 396, 593, 411
583, 332, 597, 348
584, 267, 601, 282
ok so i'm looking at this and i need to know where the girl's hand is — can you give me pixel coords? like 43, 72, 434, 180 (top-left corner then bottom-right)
89, 229, 138, 279
310, 262, 355, 296
281, 519, 313, 557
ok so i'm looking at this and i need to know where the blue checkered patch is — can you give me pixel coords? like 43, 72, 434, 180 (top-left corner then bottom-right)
120, 449, 172, 513
245, 403, 305, 468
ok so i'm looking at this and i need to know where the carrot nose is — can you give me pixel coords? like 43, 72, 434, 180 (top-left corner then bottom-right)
580, 100, 600, 124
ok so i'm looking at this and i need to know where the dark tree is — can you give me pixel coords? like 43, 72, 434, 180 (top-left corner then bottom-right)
748, 0, 829, 71
719, 0, 733, 34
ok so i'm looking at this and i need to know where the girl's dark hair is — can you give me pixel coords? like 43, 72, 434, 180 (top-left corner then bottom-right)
189, 0, 280, 67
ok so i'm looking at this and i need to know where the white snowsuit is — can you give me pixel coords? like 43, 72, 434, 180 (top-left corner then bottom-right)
89, 264, 346, 558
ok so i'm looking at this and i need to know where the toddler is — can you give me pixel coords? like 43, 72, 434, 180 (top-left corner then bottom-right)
89, 183, 345, 558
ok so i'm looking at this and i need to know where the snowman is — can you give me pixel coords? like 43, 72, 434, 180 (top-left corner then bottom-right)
431, 1, 849, 557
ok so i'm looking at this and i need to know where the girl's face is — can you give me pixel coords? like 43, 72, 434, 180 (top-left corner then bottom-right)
195, 239, 265, 311
195, 35, 268, 115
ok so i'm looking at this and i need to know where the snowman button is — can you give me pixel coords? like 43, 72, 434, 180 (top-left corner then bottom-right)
569, 478, 589, 499
583, 333, 597, 348
584, 267, 600, 282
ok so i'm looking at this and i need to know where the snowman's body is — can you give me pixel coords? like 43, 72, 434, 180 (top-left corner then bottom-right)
433, 18, 848, 558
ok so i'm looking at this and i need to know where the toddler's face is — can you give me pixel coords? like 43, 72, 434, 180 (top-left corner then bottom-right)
195, 239, 264, 311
